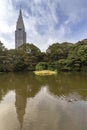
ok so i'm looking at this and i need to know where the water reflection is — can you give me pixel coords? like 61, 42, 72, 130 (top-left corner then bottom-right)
0, 72, 87, 130
0, 72, 87, 100
23, 87, 87, 130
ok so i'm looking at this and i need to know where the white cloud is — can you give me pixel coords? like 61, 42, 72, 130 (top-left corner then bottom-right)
0, 0, 17, 49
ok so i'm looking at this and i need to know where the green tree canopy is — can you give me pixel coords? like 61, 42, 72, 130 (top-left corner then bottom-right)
46, 42, 73, 61
18, 43, 41, 55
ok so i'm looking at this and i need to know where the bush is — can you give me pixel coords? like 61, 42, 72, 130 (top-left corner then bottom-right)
36, 62, 48, 70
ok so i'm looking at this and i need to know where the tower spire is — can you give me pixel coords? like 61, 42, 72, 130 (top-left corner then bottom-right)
18, 0, 23, 28
15, 4, 26, 49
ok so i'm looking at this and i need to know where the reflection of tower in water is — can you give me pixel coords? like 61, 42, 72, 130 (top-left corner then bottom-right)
14, 72, 42, 130
15, 89, 27, 130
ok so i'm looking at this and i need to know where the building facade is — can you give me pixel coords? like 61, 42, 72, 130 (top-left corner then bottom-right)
15, 9, 26, 49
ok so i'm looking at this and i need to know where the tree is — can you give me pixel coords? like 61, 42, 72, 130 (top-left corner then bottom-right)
0, 41, 6, 52
68, 39, 87, 71
46, 42, 73, 62
36, 62, 48, 70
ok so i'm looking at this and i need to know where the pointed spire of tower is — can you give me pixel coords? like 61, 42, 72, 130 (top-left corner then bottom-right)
19, 7, 22, 16
16, 8, 25, 30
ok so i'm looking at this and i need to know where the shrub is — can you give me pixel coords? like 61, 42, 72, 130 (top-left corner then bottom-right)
36, 62, 48, 70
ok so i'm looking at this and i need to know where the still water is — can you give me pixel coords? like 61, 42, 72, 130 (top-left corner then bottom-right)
0, 72, 87, 130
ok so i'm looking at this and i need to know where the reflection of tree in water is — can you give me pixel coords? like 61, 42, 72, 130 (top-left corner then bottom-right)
0, 72, 41, 101
0, 72, 87, 129
0, 72, 87, 102
0, 72, 42, 129
21, 87, 87, 130
0, 73, 15, 101
22, 87, 65, 130
35, 72, 87, 99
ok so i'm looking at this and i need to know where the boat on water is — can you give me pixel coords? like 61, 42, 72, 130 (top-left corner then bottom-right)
34, 70, 57, 76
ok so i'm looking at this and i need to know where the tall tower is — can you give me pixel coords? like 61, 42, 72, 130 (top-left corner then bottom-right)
15, 8, 26, 49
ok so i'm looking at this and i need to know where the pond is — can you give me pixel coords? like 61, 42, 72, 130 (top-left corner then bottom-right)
0, 72, 87, 130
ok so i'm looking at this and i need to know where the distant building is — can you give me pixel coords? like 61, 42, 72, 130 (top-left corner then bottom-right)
15, 8, 26, 49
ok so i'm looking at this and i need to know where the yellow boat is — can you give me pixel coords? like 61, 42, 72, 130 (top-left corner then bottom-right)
34, 70, 57, 76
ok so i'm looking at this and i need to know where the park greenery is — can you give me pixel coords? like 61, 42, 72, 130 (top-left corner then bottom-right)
0, 39, 87, 72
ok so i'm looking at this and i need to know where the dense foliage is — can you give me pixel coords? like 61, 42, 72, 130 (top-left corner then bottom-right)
0, 39, 87, 72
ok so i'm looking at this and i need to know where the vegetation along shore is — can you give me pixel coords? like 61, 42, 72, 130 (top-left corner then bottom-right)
0, 38, 87, 72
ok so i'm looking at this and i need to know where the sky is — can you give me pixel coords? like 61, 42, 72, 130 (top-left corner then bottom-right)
0, 0, 87, 51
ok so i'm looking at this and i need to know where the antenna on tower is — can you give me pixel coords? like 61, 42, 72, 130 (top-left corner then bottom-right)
19, 0, 22, 15
19, 0, 22, 10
